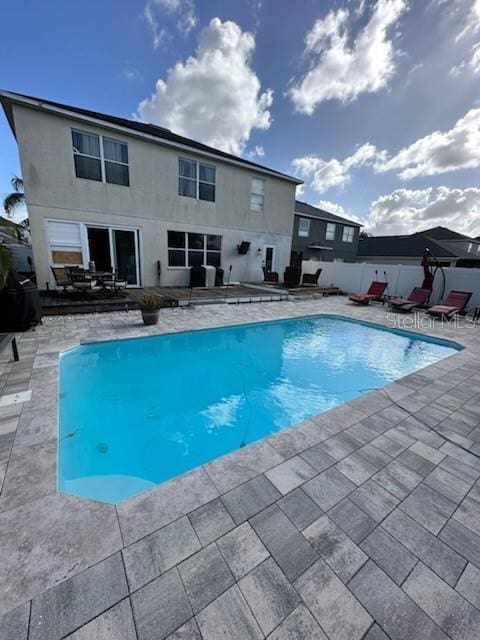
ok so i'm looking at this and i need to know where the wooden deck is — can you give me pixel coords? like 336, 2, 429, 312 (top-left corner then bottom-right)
40, 284, 289, 315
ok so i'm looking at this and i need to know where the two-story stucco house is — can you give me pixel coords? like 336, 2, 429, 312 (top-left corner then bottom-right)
291, 201, 361, 265
0, 90, 301, 289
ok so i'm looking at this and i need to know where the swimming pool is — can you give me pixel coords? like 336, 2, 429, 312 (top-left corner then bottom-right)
58, 315, 460, 503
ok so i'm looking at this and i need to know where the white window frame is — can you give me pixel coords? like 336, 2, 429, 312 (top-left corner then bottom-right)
167, 231, 222, 268
298, 218, 310, 237
251, 177, 265, 212
72, 129, 129, 185
342, 226, 355, 243
178, 158, 216, 201
325, 223, 336, 241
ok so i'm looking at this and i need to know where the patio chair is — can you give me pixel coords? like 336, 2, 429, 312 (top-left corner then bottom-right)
50, 266, 72, 292
263, 271, 279, 284
301, 268, 322, 287
67, 268, 97, 292
283, 266, 301, 288
349, 281, 387, 305
426, 290, 472, 319
389, 287, 431, 313
103, 272, 127, 295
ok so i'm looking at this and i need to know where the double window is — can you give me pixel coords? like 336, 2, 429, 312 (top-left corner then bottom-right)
298, 218, 310, 237
178, 158, 216, 202
72, 130, 129, 186
251, 178, 265, 212
342, 226, 355, 243
326, 223, 336, 241
167, 231, 222, 267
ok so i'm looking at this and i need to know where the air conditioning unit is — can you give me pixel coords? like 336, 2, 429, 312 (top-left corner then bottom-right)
204, 265, 216, 287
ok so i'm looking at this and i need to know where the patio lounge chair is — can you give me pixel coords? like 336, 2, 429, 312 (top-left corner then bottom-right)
301, 268, 322, 287
426, 290, 472, 319
389, 287, 431, 313
349, 281, 387, 305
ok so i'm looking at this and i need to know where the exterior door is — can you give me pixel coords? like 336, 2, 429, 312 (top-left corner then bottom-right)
264, 245, 276, 272
112, 229, 140, 286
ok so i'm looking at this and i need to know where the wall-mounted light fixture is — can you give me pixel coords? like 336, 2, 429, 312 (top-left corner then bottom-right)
237, 241, 251, 255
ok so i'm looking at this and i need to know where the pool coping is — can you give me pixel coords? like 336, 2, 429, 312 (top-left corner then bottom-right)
41, 304, 478, 522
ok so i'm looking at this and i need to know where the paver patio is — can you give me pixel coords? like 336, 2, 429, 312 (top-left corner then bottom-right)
1, 297, 480, 639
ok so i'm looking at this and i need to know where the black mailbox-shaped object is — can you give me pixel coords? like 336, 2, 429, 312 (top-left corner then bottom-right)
237, 241, 250, 255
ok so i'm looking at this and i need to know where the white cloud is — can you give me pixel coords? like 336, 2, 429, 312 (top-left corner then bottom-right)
471, 42, 480, 72
317, 200, 348, 217
247, 145, 265, 159
292, 143, 377, 193
144, 0, 197, 48
364, 186, 480, 236
375, 108, 480, 179
288, 0, 408, 113
121, 68, 141, 81
456, 0, 480, 41
137, 18, 273, 155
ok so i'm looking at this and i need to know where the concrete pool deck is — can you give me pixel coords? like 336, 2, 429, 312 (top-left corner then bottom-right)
1, 297, 480, 639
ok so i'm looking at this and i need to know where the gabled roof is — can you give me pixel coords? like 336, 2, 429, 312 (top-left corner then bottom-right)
419, 226, 473, 241
0, 89, 302, 185
294, 200, 362, 227
358, 234, 456, 258
358, 227, 480, 260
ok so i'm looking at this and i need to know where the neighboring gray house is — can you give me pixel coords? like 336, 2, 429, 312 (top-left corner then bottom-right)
358, 227, 480, 267
291, 201, 361, 265
0, 90, 301, 289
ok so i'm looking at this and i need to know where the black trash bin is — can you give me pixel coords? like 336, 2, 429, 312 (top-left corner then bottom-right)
0, 275, 42, 331
189, 265, 206, 287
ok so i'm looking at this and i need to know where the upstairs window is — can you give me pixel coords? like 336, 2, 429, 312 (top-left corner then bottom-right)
72, 130, 129, 186
178, 158, 216, 202
103, 137, 129, 186
342, 226, 355, 243
72, 131, 102, 181
325, 223, 336, 241
298, 217, 310, 237
251, 178, 265, 212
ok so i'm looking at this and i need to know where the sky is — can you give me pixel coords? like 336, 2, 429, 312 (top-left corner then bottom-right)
0, 0, 479, 236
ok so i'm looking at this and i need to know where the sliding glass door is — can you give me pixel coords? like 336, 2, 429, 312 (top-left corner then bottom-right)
112, 229, 139, 286
87, 226, 140, 286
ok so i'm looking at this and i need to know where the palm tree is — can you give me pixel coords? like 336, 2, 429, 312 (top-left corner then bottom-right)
3, 176, 25, 216
0, 244, 12, 289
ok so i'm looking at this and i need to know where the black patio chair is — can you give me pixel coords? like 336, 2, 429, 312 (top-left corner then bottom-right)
301, 268, 322, 287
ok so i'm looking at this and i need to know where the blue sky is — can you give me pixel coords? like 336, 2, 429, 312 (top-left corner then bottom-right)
1, 0, 479, 234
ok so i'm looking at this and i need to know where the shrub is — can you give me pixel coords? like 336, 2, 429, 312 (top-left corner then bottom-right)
138, 294, 162, 312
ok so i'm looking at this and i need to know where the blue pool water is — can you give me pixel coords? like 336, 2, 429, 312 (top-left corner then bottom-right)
58, 315, 460, 503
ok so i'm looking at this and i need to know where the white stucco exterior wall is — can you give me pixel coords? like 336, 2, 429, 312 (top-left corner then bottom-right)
11, 103, 297, 288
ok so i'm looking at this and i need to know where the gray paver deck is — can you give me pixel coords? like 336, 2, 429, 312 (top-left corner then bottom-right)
1, 297, 480, 639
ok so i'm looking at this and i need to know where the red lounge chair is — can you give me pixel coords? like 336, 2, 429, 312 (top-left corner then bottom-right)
427, 290, 472, 319
389, 287, 431, 312
349, 281, 387, 305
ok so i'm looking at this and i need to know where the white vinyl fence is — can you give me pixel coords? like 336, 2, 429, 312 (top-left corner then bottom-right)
302, 260, 480, 309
